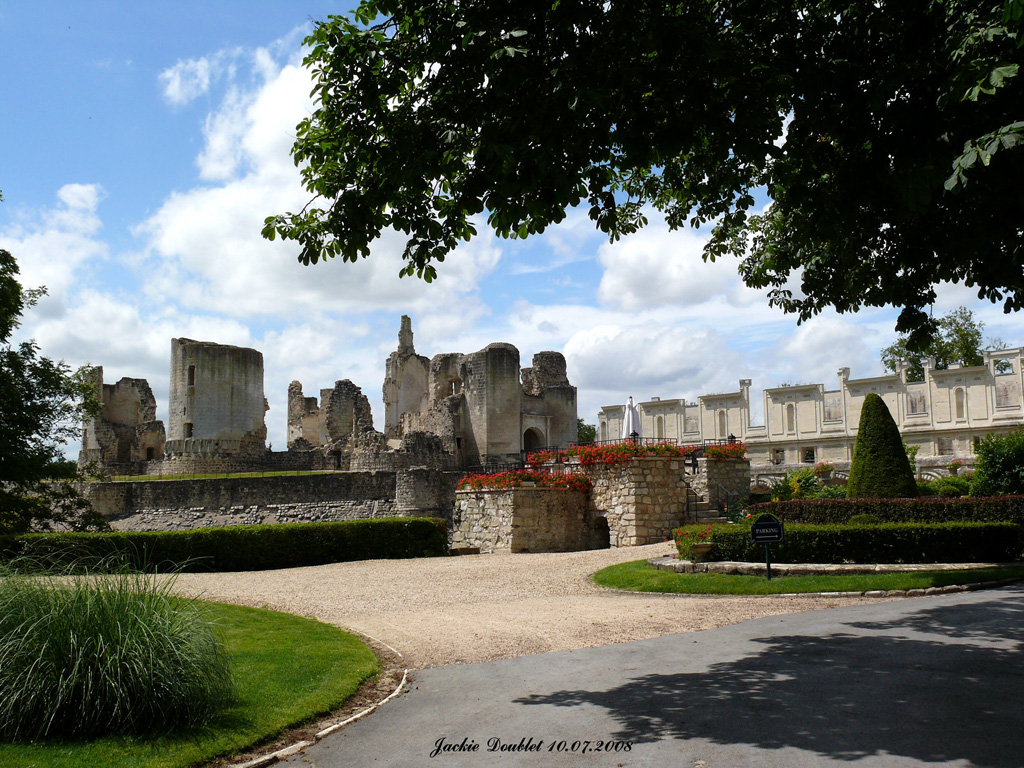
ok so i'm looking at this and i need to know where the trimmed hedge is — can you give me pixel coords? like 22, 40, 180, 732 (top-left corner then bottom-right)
748, 495, 1024, 526
675, 521, 1023, 564
0, 517, 449, 573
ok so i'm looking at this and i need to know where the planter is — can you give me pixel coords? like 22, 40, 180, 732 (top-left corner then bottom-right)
690, 542, 714, 562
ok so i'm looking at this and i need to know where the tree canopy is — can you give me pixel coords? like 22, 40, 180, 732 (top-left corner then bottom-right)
880, 306, 1009, 381
265, 0, 1024, 345
0, 245, 105, 533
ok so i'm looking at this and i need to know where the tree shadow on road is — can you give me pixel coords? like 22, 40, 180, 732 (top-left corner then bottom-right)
514, 587, 1024, 766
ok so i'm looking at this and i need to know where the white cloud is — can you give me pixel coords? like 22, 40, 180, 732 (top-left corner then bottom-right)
596, 219, 742, 311
159, 56, 214, 107
0, 184, 107, 312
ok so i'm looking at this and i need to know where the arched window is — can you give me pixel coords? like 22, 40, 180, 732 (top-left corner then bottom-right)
656, 415, 664, 439
718, 410, 727, 438
955, 388, 966, 420
786, 403, 796, 433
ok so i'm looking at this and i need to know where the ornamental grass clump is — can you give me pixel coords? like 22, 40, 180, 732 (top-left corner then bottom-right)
0, 564, 234, 741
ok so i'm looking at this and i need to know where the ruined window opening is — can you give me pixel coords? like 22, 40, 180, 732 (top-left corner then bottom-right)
772, 448, 786, 465
786, 403, 796, 433
183, 422, 193, 439
803, 447, 815, 464
146, 447, 155, 461
187, 365, 195, 386
455, 437, 463, 450
955, 388, 966, 419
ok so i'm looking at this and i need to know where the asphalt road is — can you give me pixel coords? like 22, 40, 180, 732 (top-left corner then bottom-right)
282, 585, 1024, 768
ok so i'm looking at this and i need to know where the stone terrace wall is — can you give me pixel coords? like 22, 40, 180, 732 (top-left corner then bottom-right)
690, 457, 751, 510
581, 457, 692, 546
453, 488, 592, 553
82, 472, 399, 531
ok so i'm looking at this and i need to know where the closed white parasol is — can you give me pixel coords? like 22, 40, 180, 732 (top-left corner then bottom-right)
621, 396, 643, 441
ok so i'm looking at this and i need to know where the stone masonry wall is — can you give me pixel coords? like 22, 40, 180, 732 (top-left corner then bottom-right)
581, 457, 691, 546
702, 457, 751, 511
453, 488, 591, 553
82, 472, 398, 531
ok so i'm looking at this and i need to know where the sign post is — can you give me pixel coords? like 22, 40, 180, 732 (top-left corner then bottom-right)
749, 513, 784, 581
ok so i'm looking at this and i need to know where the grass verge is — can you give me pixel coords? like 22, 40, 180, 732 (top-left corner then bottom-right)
0, 602, 379, 768
592, 560, 1024, 595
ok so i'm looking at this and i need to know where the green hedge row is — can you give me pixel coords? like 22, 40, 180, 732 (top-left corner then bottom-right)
0, 517, 449, 573
748, 495, 1024, 526
676, 521, 1023, 564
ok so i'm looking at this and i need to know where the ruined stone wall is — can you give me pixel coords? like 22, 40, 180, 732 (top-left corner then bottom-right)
461, 343, 522, 464
452, 488, 592, 553
80, 367, 166, 467
702, 457, 751, 509
581, 457, 691, 546
82, 473, 398, 531
167, 338, 266, 456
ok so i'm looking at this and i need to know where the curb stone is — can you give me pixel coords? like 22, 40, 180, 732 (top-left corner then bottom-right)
644, 557, 1024, 598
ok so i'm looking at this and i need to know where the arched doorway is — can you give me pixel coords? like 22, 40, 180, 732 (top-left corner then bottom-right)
523, 427, 546, 453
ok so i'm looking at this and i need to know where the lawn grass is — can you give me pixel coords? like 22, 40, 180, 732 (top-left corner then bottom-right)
593, 559, 1024, 595
0, 601, 379, 768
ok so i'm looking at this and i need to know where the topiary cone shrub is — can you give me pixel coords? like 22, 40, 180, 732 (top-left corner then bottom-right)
847, 393, 918, 498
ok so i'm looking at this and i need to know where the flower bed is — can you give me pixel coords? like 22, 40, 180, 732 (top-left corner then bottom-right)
527, 441, 747, 468
457, 470, 593, 493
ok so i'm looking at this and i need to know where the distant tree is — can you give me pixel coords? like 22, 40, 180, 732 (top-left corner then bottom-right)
264, 1, 1024, 347
576, 418, 596, 445
880, 306, 1009, 381
847, 394, 918, 499
969, 428, 1024, 496
0, 245, 106, 534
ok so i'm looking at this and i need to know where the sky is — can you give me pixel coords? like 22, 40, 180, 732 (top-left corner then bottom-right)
1, 2, 1020, 455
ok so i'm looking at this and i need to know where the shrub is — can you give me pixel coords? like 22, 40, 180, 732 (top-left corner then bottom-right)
971, 428, 1024, 496
929, 475, 972, 498
847, 394, 918, 498
0, 517, 449, 573
747, 495, 1024, 526
0, 566, 233, 740
848, 513, 881, 525
676, 521, 1022, 564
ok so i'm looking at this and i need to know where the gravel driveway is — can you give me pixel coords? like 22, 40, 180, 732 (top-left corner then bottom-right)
175, 542, 875, 670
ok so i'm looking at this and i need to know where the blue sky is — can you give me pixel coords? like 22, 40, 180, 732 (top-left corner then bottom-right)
2, 2, 1019, 453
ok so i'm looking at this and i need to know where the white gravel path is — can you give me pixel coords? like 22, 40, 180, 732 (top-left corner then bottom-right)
174, 542, 876, 670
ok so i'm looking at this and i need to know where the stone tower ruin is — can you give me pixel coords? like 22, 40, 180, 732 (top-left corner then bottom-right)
79, 366, 166, 467
165, 338, 268, 457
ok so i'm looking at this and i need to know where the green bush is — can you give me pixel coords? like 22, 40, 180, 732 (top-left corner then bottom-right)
847, 394, 918, 498
0, 567, 233, 740
748, 495, 1024, 526
0, 517, 449, 573
848, 513, 881, 525
971, 428, 1024, 496
929, 475, 972, 498
675, 521, 1022, 564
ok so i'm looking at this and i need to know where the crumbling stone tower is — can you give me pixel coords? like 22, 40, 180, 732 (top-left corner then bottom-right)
166, 338, 267, 457
79, 366, 166, 467
383, 316, 430, 438
382, 316, 578, 467
287, 379, 375, 450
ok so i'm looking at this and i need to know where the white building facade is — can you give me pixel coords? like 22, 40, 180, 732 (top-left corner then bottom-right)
598, 349, 1024, 476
